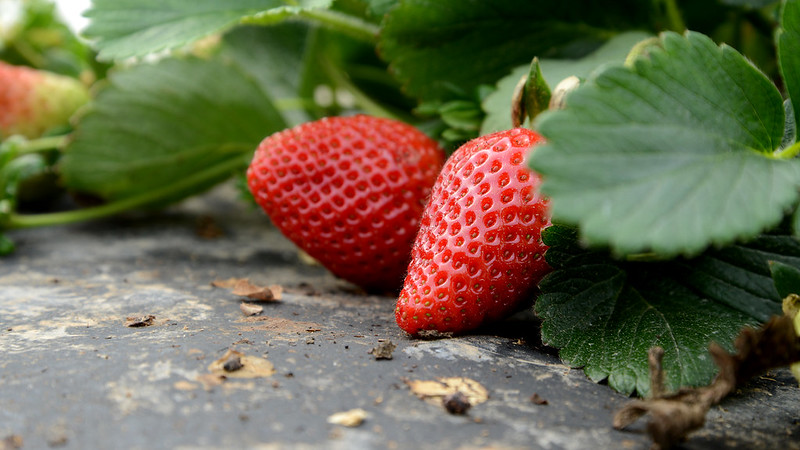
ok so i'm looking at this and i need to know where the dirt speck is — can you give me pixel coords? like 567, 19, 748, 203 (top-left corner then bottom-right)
530, 393, 549, 405
370, 341, 397, 360
124, 315, 156, 327
443, 391, 471, 415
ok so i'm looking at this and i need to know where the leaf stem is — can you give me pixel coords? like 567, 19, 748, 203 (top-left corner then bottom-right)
661, 0, 686, 32
297, 9, 380, 43
16, 135, 69, 154
4, 155, 248, 230
320, 54, 411, 121
776, 141, 800, 159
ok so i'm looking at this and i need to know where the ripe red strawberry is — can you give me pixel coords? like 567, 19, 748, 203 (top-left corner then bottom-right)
247, 115, 446, 292
396, 128, 551, 335
0, 62, 89, 139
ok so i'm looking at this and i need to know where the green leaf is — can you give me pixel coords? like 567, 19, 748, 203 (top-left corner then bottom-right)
532, 31, 799, 258
536, 225, 795, 396
219, 23, 315, 126
779, 0, 800, 135
719, 0, 779, 7
481, 31, 651, 134
379, 0, 655, 102
770, 260, 800, 298
60, 58, 287, 204
83, 0, 332, 61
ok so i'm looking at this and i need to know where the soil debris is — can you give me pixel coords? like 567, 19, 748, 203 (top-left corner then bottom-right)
124, 315, 156, 327
442, 391, 471, 415
405, 377, 489, 409
530, 393, 549, 405
239, 302, 263, 317
614, 314, 800, 450
222, 353, 244, 372
212, 278, 283, 302
195, 215, 224, 239
208, 349, 275, 379
0, 435, 22, 450
327, 408, 368, 427
370, 341, 397, 360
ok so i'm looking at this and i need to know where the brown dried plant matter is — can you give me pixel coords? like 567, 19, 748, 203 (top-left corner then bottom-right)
614, 314, 800, 450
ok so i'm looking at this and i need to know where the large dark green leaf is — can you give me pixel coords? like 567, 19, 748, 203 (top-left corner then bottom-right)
60, 58, 287, 203
378, 0, 655, 102
532, 31, 800, 258
535, 225, 797, 396
84, 0, 332, 60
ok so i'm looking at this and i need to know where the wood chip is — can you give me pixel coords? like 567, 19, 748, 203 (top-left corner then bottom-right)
327, 408, 368, 427
240, 302, 263, 316
212, 278, 282, 302
405, 377, 489, 407
124, 315, 156, 327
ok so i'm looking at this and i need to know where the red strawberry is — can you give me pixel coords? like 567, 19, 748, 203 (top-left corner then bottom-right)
247, 115, 446, 292
0, 62, 89, 139
396, 128, 551, 335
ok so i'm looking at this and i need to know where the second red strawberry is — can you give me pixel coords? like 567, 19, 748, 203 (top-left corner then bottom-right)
247, 115, 446, 292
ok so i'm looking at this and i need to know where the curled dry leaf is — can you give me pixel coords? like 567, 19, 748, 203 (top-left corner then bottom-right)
212, 278, 283, 302
614, 314, 800, 450
208, 349, 275, 379
124, 314, 156, 327
405, 377, 489, 407
327, 408, 368, 427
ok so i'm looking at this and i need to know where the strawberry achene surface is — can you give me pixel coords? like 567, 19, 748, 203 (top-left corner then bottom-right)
396, 128, 551, 335
247, 115, 445, 292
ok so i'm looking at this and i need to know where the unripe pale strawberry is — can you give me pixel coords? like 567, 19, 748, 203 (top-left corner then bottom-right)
0, 62, 89, 139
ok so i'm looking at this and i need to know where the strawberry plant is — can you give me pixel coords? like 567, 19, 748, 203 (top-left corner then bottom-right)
1, 0, 799, 402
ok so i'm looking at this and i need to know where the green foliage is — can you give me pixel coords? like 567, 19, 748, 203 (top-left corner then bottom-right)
378, 0, 656, 102
84, 0, 333, 60
532, 31, 800, 258
537, 225, 796, 396
60, 58, 287, 204
770, 260, 800, 298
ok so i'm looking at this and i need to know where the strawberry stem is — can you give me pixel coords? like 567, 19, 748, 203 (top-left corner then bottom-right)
242, 9, 379, 44
3, 154, 248, 230
16, 135, 68, 154
320, 54, 412, 122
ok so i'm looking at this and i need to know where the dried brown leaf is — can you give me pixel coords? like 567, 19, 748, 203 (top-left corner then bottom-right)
212, 278, 282, 302
614, 315, 800, 450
